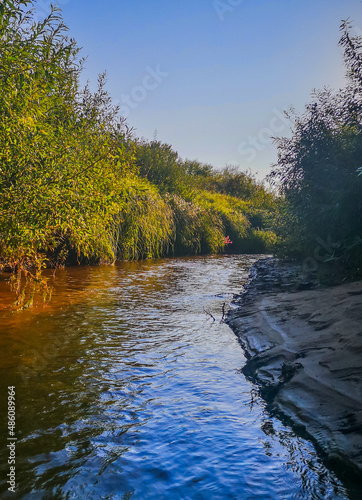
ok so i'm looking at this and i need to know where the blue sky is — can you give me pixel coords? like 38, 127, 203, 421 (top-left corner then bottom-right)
37, 0, 362, 178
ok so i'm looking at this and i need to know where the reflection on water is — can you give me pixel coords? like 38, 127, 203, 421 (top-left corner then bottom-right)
0, 255, 355, 499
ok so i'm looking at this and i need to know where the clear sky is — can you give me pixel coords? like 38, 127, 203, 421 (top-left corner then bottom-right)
36, 0, 362, 179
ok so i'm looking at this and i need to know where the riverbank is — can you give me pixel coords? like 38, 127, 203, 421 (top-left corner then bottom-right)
227, 258, 362, 479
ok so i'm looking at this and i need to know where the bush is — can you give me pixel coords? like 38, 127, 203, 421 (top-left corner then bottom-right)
0, 1, 279, 307
269, 17, 362, 272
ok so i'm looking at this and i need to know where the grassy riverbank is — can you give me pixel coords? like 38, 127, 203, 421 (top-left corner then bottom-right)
0, 1, 277, 307
4, 1, 362, 309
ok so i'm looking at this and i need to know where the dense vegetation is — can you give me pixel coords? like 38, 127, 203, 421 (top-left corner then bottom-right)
270, 17, 362, 278
0, 0, 277, 307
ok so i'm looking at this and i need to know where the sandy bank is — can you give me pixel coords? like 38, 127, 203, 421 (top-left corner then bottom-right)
227, 259, 362, 477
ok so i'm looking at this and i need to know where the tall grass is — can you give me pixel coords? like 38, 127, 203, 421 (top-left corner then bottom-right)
117, 179, 174, 260
0, 1, 278, 307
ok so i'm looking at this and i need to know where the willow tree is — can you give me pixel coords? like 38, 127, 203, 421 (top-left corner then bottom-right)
269, 16, 362, 268
0, 0, 132, 306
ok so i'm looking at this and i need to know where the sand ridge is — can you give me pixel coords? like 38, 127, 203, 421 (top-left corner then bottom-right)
228, 262, 362, 476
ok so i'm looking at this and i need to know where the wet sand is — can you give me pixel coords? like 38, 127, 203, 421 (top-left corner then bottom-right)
227, 259, 362, 477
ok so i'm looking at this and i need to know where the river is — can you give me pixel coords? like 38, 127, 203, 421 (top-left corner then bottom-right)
0, 255, 355, 499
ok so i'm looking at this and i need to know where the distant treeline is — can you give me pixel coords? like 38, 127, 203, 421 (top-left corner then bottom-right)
270, 16, 362, 278
0, 1, 277, 306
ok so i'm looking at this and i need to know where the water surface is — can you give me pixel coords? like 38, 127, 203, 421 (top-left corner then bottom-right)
0, 255, 355, 499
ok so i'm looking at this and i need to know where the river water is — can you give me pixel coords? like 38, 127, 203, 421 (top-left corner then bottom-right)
0, 255, 356, 499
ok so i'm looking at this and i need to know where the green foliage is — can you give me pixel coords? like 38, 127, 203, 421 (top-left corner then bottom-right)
0, 0, 131, 303
269, 17, 362, 272
165, 194, 208, 255
198, 166, 272, 203
0, 1, 278, 307
117, 178, 174, 260
195, 191, 249, 243
135, 139, 189, 195
184, 160, 214, 178
163, 193, 227, 255
194, 191, 276, 253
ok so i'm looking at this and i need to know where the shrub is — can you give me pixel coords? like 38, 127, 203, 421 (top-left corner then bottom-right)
269, 17, 362, 271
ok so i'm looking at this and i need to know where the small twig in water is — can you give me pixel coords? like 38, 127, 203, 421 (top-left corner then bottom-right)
220, 302, 226, 323
204, 308, 216, 322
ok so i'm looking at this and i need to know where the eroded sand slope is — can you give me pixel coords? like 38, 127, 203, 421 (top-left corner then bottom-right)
228, 262, 362, 475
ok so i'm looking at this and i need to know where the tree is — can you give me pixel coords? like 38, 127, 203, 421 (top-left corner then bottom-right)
269, 17, 362, 267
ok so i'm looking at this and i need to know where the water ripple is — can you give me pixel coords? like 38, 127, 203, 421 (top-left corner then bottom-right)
0, 256, 355, 499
